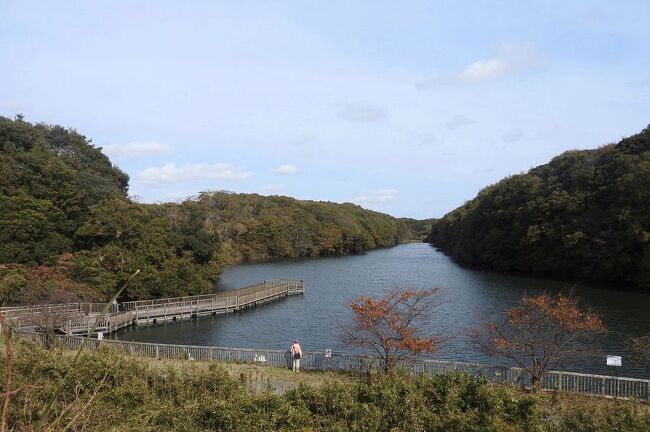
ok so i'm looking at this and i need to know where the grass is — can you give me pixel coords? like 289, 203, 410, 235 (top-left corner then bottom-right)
60, 347, 648, 404
5, 342, 650, 431
112, 353, 650, 414
71, 351, 347, 394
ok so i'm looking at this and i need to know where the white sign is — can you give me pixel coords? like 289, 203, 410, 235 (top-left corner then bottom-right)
606, 355, 622, 367
97, 332, 104, 341
325, 348, 332, 358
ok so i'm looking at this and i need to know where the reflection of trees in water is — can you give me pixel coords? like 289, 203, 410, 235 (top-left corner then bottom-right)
125, 245, 650, 377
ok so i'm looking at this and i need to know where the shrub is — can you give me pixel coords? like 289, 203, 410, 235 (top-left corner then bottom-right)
1, 342, 648, 431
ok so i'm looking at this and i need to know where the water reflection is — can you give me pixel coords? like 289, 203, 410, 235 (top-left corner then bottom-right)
116, 244, 650, 378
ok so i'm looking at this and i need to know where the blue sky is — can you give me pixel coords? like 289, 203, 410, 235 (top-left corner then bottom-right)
1, 1, 649, 218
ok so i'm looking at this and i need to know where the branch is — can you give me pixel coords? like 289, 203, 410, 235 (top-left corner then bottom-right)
36, 269, 139, 430
59, 371, 111, 432
1, 310, 14, 432
0, 385, 43, 399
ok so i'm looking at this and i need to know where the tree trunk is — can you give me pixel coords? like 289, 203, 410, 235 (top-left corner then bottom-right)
531, 374, 542, 391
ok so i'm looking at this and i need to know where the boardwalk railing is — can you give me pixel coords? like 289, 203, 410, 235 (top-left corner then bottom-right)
2, 280, 305, 335
15, 332, 650, 402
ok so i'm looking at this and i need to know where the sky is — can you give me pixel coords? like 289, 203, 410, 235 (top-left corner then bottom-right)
1, 1, 649, 219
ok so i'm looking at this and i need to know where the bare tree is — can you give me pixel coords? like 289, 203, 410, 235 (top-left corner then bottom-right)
469, 292, 606, 390
4, 304, 79, 348
340, 287, 443, 372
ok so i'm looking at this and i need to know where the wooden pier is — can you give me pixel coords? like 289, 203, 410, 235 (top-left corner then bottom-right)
2, 280, 305, 335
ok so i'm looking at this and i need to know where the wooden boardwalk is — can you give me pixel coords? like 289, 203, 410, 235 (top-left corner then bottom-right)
2, 280, 304, 335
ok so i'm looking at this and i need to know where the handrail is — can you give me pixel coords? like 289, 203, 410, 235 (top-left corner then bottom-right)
3, 280, 305, 335
15, 331, 650, 402
120, 280, 295, 309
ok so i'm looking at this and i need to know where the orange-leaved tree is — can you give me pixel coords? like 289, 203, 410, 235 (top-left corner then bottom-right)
469, 292, 606, 390
340, 287, 442, 372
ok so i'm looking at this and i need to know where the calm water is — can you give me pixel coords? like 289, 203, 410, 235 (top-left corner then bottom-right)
116, 244, 650, 378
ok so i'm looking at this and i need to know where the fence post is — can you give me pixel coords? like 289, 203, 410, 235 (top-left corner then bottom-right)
8, 329, 650, 400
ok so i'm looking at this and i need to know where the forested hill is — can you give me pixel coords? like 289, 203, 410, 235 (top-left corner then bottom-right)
155, 192, 422, 265
427, 125, 650, 291
0, 115, 129, 264
0, 116, 424, 304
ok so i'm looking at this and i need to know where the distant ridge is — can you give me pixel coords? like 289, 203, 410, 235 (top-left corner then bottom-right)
0, 116, 426, 304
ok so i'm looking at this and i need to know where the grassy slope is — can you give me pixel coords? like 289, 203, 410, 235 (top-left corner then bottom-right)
3, 342, 648, 431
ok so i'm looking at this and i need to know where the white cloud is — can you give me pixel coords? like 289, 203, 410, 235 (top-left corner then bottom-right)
103, 141, 171, 158
354, 188, 399, 203
459, 58, 509, 82
272, 164, 299, 174
260, 184, 285, 192
461, 43, 544, 83
446, 115, 477, 130
337, 102, 387, 123
163, 192, 193, 202
417, 42, 545, 89
138, 162, 253, 184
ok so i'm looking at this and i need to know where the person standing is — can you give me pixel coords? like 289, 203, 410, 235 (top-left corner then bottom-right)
290, 340, 302, 372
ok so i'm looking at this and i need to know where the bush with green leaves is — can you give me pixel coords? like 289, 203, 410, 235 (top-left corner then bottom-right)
428, 125, 650, 290
3, 341, 648, 431
1, 116, 428, 304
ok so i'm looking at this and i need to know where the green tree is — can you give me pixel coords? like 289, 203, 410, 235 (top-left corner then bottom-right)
428, 125, 650, 291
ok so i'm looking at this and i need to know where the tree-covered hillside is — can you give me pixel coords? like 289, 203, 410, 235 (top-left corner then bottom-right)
0, 116, 423, 304
157, 192, 417, 265
427, 125, 650, 291
0, 115, 129, 265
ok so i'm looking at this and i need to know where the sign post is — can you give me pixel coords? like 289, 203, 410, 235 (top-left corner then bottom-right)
606, 355, 622, 399
324, 348, 332, 371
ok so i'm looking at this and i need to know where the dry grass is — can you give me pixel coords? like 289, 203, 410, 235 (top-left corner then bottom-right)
134, 356, 650, 409
6, 344, 650, 431
59, 349, 649, 406
141, 356, 348, 394
537, 387, 650, 411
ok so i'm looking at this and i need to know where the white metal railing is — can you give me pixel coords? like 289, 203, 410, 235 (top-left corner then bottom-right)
16, 332, 649, 402
3, 280, 305, 335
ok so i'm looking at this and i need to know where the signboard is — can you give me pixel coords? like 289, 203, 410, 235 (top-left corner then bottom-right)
97, 332, 104, 341
606, 355, 622, 367
325, 348, 332, 358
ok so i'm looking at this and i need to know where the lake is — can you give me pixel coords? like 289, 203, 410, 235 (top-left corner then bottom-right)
116, 243, 650, 378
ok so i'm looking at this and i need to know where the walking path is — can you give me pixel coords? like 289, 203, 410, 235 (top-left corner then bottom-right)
1, 280, 304, 335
